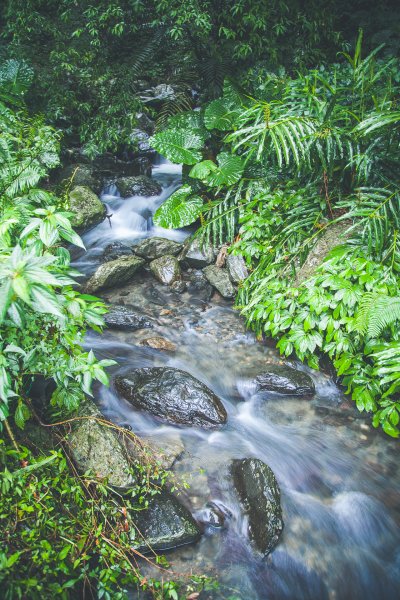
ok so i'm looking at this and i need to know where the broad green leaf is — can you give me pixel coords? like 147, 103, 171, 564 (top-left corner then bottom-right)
153, 185, 203, 229
149, 130, 203, 165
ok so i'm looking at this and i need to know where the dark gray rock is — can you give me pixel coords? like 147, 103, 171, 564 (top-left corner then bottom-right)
103, 241, 133, 262
115, 367, 227, 428
92, 153, 151, 177
132, 491, 201, 552
85, 256, 145, 293
68, 398, 134, 489
129, 129, 154, 155
203, 265, 236, 299
255, 365, 315, 396
57, 163, 102, 194
232, 458, 283, 556
187, 270, 213, 302
116, 175, 162, 198
135, 112, 155, 135
134, 237, 183, 260
226, 254, 249, 284
180, 237, 216, 268
150, 255, 181, 285
104, 305, 153, 330
69, 185, 106, 232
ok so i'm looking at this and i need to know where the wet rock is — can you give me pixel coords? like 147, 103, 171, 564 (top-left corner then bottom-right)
187, 270, 213, 302
134, 237, 183, 260
135, 111, 155, 135
114, 367, 227, 428
140, 336, 176, 351
69, 185, 106, 232
231, 458, 283, 556
92, 153, 151, 177
195, 501, 232, 529
150, 255, 181, 285
85, 256, 145, 293
57, 163, 102, 194
143, 433, 184, 469
180, 237, 216, 268
203, 265, 236, 299
255, 365, 315, 396
105, 305, 153, 330
132, 491, 201, 552
140, 83, 177, 107
171, 280, 187, 294
103, 241, 133, 262
116, 175, 162, 198
226, 254, 249, 284
68, 398, 134, 488
129, 128, 154, 155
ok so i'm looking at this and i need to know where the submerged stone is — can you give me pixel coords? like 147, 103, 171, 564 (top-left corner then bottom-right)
255, 365, 315, 396
139, 336, 176, 351
114, 367, 227, 428
104, 305, 153, 330
85, 256, 145, 293
232, 458, 283, 556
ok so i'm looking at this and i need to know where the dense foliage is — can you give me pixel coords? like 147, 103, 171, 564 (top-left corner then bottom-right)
150, 38, 400, 436
0, 60, 113, 434
2, 0, 397, 155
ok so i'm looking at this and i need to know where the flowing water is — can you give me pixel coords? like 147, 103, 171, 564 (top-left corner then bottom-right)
76, 158, 400, 600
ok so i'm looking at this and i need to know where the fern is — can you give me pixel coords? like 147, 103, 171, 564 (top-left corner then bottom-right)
355, 293, 400, 337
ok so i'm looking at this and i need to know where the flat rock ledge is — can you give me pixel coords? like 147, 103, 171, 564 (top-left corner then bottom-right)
114, 367, 227, 428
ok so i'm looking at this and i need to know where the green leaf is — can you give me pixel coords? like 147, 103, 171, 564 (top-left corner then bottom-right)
153, 185, 203, 229
207, 152, 245, 187
204, 99, 238, 131
149, 130, 203, 165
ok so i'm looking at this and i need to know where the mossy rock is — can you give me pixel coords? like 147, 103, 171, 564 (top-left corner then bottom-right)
69, 185, 106, 232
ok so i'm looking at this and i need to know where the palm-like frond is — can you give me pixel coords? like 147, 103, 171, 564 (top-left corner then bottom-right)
355, 293, 400, 338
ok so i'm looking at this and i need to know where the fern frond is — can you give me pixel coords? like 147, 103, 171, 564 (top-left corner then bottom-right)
356, 293, 400, 337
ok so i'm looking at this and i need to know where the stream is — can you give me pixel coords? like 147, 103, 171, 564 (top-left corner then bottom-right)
75, 157, 400, 600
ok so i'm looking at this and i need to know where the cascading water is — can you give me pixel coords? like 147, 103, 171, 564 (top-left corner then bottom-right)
76, 157, 400, 600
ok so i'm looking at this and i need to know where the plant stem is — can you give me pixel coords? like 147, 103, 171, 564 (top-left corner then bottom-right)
4, 418, 20, 452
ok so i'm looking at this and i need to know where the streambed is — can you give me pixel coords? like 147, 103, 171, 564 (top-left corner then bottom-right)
75, 158, 400, 600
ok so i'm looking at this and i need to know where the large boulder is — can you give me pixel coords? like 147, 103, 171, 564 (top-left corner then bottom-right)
132, 491, 201, 553
114, 367, 227, 428
129, 129, 154, 155
67, 399, 134, 489
226, 254, 249, 284
232, 458, 283, 556
255, 365, 315, 396
294, 221, 350, 286
69, 185, 106, 232
180, 237, 216, 268
104, 305, 154, 330
92, 153, 151, 177
187, 270, 213, 302
103, 241, 133, 262
203, 265, 236, 299
135, 111, 155, 135
57, 163, 102, 194
150, 255, 181, 285
85, 256, 145, 293
134, 237, 183, 260
116, 175, 162, 198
